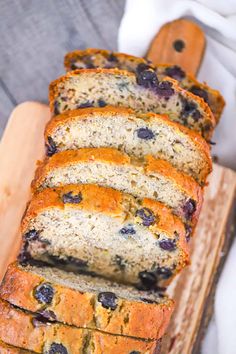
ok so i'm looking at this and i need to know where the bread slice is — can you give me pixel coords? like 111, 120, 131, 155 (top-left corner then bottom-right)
32, 148, 203, 226
0, 262, 174, 340
0, 340, 32, 354
19, 184, 190, 289
48, 68, 215, 139
0, 299, 161, 353
64, 48, 225, 123
44, 106, 212, 185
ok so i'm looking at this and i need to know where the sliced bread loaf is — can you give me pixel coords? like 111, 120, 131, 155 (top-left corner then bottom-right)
64, 48, 225, 123
44, 106, 212, 185
19, 184, 190, 289
32, 148, 203, 226
0, 262, 174, 340
48, 68, 215, 139
0, 299, 161, 353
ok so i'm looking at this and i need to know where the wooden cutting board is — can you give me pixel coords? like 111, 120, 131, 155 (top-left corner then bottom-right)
0, 19, 235, 354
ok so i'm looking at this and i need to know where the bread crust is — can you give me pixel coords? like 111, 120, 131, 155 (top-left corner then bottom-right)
44, 106, 212, 184
0, 299, 161, 353
20, 184, 190, 281
0, 340, 32, 354
32, 147, 203, 227
48, 68, 216, 139
0, 262, 174, 340
64, 48, 225, 122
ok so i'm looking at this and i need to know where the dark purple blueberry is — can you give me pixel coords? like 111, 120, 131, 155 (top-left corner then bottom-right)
98, 99, 107, 107
53, 101, 60, 115
34, 283, 54, 304
155, 81, 175, 98
181, 99, 201, 121
129, 352, 141, 354
140, 297, 157, 304
24, 229, 40, 241
70, 63, 80, 70
136, 64, 158, 89
159, 238, 176, 251
173, 39, 185, 52
138, 271, 157, 289
62, 191, 82, 204
77, 101, 94, 108
18, 243, 31, 266
185, 224, 192, 242
107, 53, 118, 62
165, 65, 186, 80
190, 85, 209, 104
98, 292, 118, 310
135, 208, 155, 226
48, 343, 68, 354
183, 198, 196, 220
114, 255, 126, 270
136, 62, 152, 73
137, 127, 155, 140
83, 55, 95, 69
119, 225, 136, 235
46, 136, 57, 157
156, 267, 172, 280
39, 310, 57, 321
32, 314, 50, 327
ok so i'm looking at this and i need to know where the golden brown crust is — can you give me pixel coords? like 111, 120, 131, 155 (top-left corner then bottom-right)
48, 68, 216, 139
44, 106, 212, 184
32, 147, 203, 227
0, 299, 161, 353
21, 183, 189, 254
0, 262, 174, 340
0, 340, 32, 354
64, 48, 225, 122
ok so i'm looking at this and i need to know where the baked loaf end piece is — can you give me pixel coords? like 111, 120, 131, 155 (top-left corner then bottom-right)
19, 184, 190, 289
32, 147, 203, 226
0, 299, 161, 354
44, 106, 212, 185
0, 262, 174, 340
64, 48, 225, 123
49, 68, 215, 139
0, 340, 32, 354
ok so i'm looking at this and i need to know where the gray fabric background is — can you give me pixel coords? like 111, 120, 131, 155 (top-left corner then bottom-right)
0, 0, 125, 136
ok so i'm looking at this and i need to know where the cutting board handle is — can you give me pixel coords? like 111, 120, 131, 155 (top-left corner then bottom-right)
146, 19, 205, 75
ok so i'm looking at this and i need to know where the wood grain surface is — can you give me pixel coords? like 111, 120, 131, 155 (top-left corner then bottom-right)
147, 19, 205, 75
0, 102, 235, 354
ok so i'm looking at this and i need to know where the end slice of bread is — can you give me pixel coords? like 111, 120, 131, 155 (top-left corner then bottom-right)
0, 299, 162, 353
0, 262, 174, 340
32, 147, 203, 226
44, 106, 212, 185
48, 68, 215, 139
64, 48, 225, 123
19, 184, 190, 289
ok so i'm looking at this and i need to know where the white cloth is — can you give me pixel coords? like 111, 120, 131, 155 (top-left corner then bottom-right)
118, 1, 236, 353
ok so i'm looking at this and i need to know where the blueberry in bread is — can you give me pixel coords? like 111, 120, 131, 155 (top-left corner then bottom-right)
44, 106, 212, 185
0, 262, 174, 340
0, 340, 33, 354
32, 147, 203, 226
19, 184, 190, 289
64, 48, 225, 123
48, 68, 215, 139
0, 299, 162, 353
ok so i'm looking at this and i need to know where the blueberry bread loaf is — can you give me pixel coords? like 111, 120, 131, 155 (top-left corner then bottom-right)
19, 184, 190, 289
0, 262, 174, 340
0, 299, 162, 354
48, 68, 215, 139
64, 48, 224, 123
0, 340, 33, 354
32, 148, 203, 226
44, 106, 212, 185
